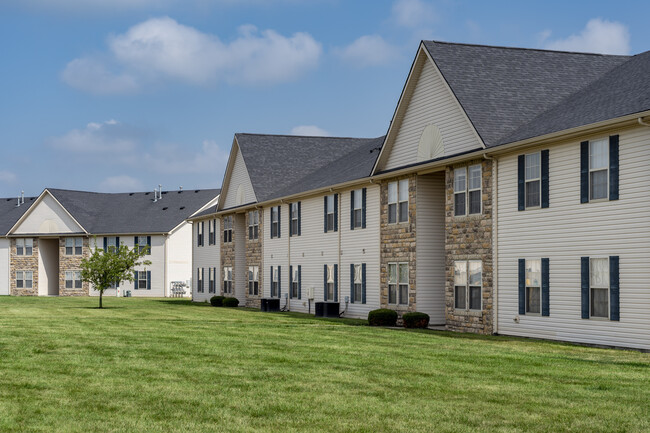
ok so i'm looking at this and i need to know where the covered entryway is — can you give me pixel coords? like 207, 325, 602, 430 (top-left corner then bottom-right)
38, 238, 59, 296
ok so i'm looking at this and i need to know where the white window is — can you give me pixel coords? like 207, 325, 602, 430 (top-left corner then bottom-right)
65, 237, 83, 256
16, 238, 33, 256
136, 236, 149, 254
590, 258, 609, 318
353, 264, 362, 303
223, 216, 233, 243
197, 222, 204, 246
208, 219, 215, 245
326, 264, 335, 301
525, 259, 541, 314
65, 270, 83, 289
326, 195, 336, 232
454, 168, 466, 216
455, 165, 482, 216
197, 268, 204, 293
454, 260, 482, 310
468, 165, 482, 214
271, 207, 280, 238
208, 268, 215, 294
16, 270, 33, 289
248, 266, 259, 296
223, 266, 233, 295
290, 202, 299, 236
106, 236, 118, 252
137, 271, 148, 289
388, 180, 409, 224
525, 153, 541, 208
352, 190, 363, 228
291, 266, 299, 299
388, 263, 408, 305
248, 211, 259, 240
271, 266, 279, 297
589, 139, 609, 200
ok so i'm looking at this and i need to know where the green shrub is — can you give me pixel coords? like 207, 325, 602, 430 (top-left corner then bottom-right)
210, 296, 225, 307
402, 312, 430, 329
368, 309, 398, 326
222, 297, 240, 308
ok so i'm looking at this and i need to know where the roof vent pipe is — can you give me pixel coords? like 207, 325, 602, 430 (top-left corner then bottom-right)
153, 188, 158, 202
158, 184, 162, 200
16, 190, 24, 207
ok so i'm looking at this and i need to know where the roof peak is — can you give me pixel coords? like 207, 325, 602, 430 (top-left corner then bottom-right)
46, 187, 219, 196
423, 39, 630, 58
235, 132, 383, 141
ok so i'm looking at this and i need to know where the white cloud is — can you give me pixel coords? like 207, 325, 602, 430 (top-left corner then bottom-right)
47, 119, 141, 153
540, 18, 630, 55
290, 125, 330, 136
335, 35, 400, 67
0, 171, 17, 183
63, 17, 322, 93
99, 175, 144, 192
143, 140, 230, 174
391, 0, 435, 29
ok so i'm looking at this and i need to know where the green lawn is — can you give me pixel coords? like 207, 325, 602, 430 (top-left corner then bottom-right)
0, 297, 648, 433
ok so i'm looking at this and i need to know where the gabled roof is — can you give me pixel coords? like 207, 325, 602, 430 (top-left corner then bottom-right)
422, 41, 629, 148
34, 188, 220, 234
0, 196, 37, 235
228, 133, 384, 206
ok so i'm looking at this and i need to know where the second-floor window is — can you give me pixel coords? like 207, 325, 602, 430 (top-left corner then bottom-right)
525, 153, 541, 208
454, 165, 481, 216
589, 139, 609, 200
135, 236, 150, 255
65, 237, 83, 256
248, 211, 259, 240
350, 189, 366, 229
388, 180, 408, 224
271, 206, 280, 238
197, 221, 204, 247
324, 194, 338, 232
289, 202, 300, 236
16, 238, 33, 256
208, 219, 215, 245
105, 236, 118, 253
223, 216, 233, 243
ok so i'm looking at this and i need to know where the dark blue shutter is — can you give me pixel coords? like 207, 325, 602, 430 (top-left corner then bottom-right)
197, 224, 200, 247
350, 192, 355, 231
134, 270, 138, 286
289, 265, 293, 299
541, 258, 550, 316
580, 141, 589, 203
289, 204, 293, 237
202, 221, 205, 246
361, 263, 366, 304
270, 266, 273, 297
323, 265, 328, 301
277, 207, 281, 238
517, 155, 525, 211
147, 270, 151, 290
147, 236, 151, 254
278, 266, 281, 298
324, 196, 328, 233
610, 256, 620, 321
609, 135, 619, 201
334, 264, 338, 301
334, 194, 338, 232
134, 236, 138, 250
350, 263, 355, 303
541, 149, 550, 208
581, 257, 590, 319
298, 266, 302, 300
518, 259, 526, 314
362, 188, 367, 229
115, 237, 120, 249
297, 202, 301, 236
103, 237, 108, 251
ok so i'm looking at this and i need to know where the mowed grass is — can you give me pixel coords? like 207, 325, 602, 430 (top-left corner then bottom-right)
0, 297, 648, 433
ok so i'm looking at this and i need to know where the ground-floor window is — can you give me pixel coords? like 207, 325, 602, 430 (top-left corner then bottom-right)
197, 268, 204, 293
526, 259, 541, 314
325, 264, 337, 301
270, 266, 280, 297
135, 270, 149, 290
223, 267, 233, 295
65, 270, 83, 289
388, 262, 408, 305
248, 266, 259, 296
290, 265, 300, 299
351, 263, 366, 304
209, 268, 216, 294
590, 258, 609, 318
454, 260, 482, 311
16, 270, 33, 289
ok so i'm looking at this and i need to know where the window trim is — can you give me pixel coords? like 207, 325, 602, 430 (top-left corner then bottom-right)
387, 262, 409, 306
524, 152, 542, 210
589, 257, 610, 319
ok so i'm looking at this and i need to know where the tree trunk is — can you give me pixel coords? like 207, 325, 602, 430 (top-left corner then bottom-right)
99, 290, 103, 309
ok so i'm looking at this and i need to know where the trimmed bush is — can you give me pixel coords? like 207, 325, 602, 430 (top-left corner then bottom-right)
368, 309, 398, 327
222, 297, 240, 308
210, 296, 225, 307
402, 312, 430, 329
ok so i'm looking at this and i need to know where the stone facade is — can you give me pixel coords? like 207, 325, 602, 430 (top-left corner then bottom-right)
245, 209, 263, 308
58, 236, 90, 296
445, 159, 494, 334
10, 238, 39, 296
379, 174, 417, 314
220, 214, 236, 297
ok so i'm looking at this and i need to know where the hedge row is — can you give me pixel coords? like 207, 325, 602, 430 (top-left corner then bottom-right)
210, 296, 239, 308
367, 309, 430, 328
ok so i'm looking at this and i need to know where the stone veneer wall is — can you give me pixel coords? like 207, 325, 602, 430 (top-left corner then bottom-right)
58, 237, 90, 296
445, 159, 494, 334
245, 209, 263, 308
379, 174, 417, 314
10, 238, 39, 296
221, 214, 236, 296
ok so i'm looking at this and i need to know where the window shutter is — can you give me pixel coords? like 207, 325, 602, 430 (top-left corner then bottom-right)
350, 192, 355, 231
362, 188, 367, 229
361, 263, 366, 304
201, 221, 205, 246
298, 266, 302, 300
610, 256, 619, 321
334, 194, 339, 232
323, 265, 327, 301
298, 202, 302, 236
147, 236, 151, 254
134, 236, 138, 250
197, 224, 200, 247
270, 266, 273, 297
350, 264, 355, 303
580, 141, 589, 203
581, 257, 590, 319
517, 155, 525, 211
116, 237, 120, 249
277, 207, 281, 238
277, 266, 281, 298
324, 196, 328, 233
334, 264, 338, 302
518, 259, 526, 315
609, 135, 619, 201
289, 265, 293, 299
541, 149, 550, 208
134, 270, 138, 286
147, 270, 151, 290
103, 237, 108, 252
541, 258, 550, 317
289, 204, 293, 237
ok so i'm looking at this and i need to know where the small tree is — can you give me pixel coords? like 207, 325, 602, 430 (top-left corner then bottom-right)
80, 241, 151, 309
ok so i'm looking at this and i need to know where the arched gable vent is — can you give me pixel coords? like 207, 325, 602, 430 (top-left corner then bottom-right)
417, 124, 445, 162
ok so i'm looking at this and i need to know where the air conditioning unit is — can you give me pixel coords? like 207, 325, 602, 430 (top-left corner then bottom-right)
307, 287, 315, 300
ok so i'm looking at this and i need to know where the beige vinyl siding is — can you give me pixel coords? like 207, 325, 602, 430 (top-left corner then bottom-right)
13, 194, 83, 234
415, 173, 446, 324
223, 148, 256, 209
233, 213, 247, 304
263, 204, 289, 299
384, 56, 482, 171
496, 126, 650, 350
192, 218, 220, 303
0, 238, 9, 295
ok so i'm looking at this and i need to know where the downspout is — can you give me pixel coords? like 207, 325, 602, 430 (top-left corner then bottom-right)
163, 233, 169, 298
483, 153, 498, 335
338, 191, 343, 316
287, 204, 291, 311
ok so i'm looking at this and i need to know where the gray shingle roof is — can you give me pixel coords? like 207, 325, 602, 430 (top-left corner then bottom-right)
0, 196, 37, 235
46, 188, 219, 234
234, 133, 384, 205
423, 41, 630, 147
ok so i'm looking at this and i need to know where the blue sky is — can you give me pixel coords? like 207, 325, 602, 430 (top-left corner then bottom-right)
0, 0, 648, 197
